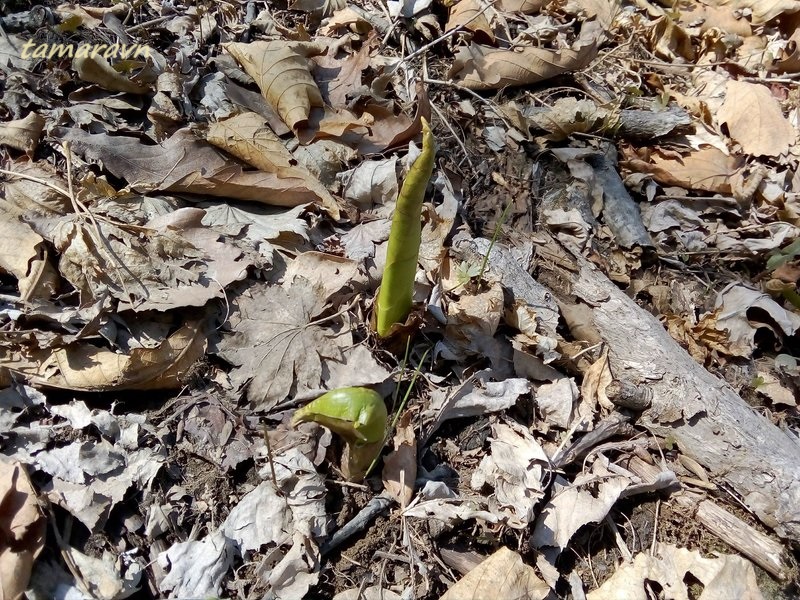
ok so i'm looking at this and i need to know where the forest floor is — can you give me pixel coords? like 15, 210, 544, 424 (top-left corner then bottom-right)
1, 0, 800, 598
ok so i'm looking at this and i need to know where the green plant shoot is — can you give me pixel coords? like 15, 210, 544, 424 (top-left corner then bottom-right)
291, 387, 387, 481
375, 118, 436, 337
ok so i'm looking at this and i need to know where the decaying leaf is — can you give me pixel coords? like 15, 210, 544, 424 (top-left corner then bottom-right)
0, 113, 46, 153
53, 127, 338, 213
0, 320, 208, 391
470, 420, 549, 528
531, 472, 630, 554
448, 20, 603, 90
382, 410, 417, 507
586, 543, 764, 600
717, 80, 796, 157
440, 547, 549, 600
0, 461, 45, 600
224, 40, 326, 131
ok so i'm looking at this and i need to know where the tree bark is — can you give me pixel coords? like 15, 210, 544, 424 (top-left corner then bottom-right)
462, 234, 800, 542
542, 235, 800, 541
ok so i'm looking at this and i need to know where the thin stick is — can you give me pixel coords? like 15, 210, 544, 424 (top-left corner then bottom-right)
127, 14, 171, 32
650, 498, 660, 555
429, 100, 474, 169
262, 423, 280, 492
62, 143, 148, 301
423, 78, 513, 129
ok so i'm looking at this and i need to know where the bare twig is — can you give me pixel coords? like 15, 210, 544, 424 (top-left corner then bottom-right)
423, 78, 514, 129
393, 0, 497, 67
320, 493, 394, 556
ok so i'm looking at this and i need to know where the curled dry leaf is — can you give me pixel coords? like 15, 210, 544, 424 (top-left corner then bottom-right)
648, 15, 695, 62
73, 54, 149, 94
446, 0, 495, 44
53, 127, 338, 214
714, 283, 800, 354
470, 420, 549, 528
717, 80, 796, 157
770, 28, 800, 73
0, 321, 207, 391
448, 20, 603, 90
206, 111, 336, 207
620, 146, 745, 194
0, 203, 60, 301
382, 410, 417, 507
0, 112, 46, 153
224, 40, 326, 131
580, 346, 615, 412
440, 547, 549, 600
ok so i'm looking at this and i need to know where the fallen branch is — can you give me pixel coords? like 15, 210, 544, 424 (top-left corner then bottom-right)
457, 234, 800, 542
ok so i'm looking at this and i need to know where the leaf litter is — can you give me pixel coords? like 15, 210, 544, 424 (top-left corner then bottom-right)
0, 0, 799, 598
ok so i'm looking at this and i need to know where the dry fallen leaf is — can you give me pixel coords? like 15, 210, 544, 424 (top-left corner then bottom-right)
0, 203, 60, 301
73, 54, 149, 94
53, 127, 339, 214
621, 146, 745, 194
714, 283, 800, 354
531, 473, 631, 553
312, 33, 376, 108
440, 547, 549, 600
587, 543, 764, 600
217, 278, 345, 410
470, 419, 549, 527
206, 111, 337, 207
0, 461, 46, 600
333, 587, 402, 600
494, 0, 546, 13
446, 0, 495, 43
0, 320, 208, 391
0, 113, 46, 153
224, 40, 326, 131
717, 80, 796, 157
706, 0, 800, 24
382, 410, 417, 508
580, 346, 615, 411
448, 20, 603, 90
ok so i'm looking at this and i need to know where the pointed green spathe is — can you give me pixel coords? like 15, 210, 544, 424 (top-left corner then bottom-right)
375, 118, 436, 337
